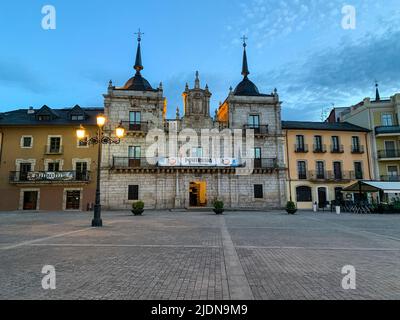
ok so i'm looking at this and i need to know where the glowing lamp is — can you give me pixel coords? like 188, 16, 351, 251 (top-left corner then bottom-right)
76, 125, 86, 139
97, 114, 106, 127
115, 124, 125, 138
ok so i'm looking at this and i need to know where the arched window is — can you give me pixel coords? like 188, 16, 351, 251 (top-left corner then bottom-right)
296, 186, 312, 202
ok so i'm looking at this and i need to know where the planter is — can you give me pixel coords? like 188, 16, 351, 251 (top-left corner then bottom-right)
286, 209, 297, 215
131, 209, 144, 216
213, 209, 224, 215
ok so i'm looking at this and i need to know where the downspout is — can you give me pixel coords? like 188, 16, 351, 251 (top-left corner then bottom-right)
365, 132, 372, 180
285, 129, 292, 201
0, 131, 3, 166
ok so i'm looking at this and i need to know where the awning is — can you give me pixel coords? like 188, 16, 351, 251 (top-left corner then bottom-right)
343, 181, 400, 194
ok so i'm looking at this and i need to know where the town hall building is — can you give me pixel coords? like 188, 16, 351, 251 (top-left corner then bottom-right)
100, 34, 287, 210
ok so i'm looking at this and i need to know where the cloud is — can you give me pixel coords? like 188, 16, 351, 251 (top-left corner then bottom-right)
254, 24, 400, 120
226, 0, 345, 49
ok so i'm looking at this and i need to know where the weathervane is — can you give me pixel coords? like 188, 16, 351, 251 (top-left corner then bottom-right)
241, 35, 248, 47
135, 28, 144, 42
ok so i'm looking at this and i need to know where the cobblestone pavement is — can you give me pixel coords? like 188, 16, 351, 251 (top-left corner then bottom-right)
0, 210, 399, 300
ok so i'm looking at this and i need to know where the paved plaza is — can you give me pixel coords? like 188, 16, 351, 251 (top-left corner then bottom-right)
0, 209, 399, 300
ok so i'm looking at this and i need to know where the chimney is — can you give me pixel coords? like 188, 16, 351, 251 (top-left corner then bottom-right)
27, 106, 35, 114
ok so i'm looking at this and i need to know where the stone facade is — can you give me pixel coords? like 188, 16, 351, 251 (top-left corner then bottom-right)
100, 39, 287, 210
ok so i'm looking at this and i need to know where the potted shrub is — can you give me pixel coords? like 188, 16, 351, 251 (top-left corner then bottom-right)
213, 200, 225, 215
131, 201, 144, 216
286, 201, 297, 215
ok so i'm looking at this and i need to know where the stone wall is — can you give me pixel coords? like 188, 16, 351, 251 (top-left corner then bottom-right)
100, 169, 286, 210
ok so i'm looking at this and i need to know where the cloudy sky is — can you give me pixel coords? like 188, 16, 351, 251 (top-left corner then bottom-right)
0, 0, 399, 120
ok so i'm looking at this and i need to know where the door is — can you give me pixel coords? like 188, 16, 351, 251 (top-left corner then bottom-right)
333, 162, 342, 180
129, 111, 141, 131
23, 191, 38, 210
296, 135, 305, 151
388, 166, 399, 181
317, 187, 327, 208
314, 136, 323, 152
20, 163, 32, 181
66, 191, 81, 210
76, 162, 88, 181
128, 146, 141, 167
189, 183, 199, 206
248, 115, 260, 132
385, 141, 396, 158
254, 148, 262, 168
316, 161, 325, 179
49, 137, 61, 153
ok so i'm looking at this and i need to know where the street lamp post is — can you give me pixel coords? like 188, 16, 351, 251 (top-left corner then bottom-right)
77, 115, 125, 227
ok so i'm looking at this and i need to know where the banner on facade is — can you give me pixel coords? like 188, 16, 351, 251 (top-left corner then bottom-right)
27, 171, 75, 181
158, 157, 241, 167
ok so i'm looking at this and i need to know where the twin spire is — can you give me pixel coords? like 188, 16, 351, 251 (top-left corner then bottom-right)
130, 30, 252, 91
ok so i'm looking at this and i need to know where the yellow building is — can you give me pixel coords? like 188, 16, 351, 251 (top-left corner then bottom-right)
341, 92, 400, 182
283, 121, 372, 209
0, 105, 102, 211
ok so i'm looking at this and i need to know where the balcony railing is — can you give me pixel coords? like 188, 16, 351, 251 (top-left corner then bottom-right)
351, 145, 365, 154
330, 145, 344, 153
112, 157, 277, 169
252, 158, 277, 169
120, 121, 149, 133
9, 171, 90, 183
381, 175, 400, 182
375, 126, 400, 135
45, 145, 63, 155
378, 150, 400, 159
243, 125, 269, 135
298, 172, 308, 180
308, 170, 356, 181
295, 144, 308, 153
313, 144, 327, 153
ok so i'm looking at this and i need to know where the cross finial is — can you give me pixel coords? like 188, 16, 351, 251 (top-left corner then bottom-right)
135, 28, 144, 42
241, 35, 248, 47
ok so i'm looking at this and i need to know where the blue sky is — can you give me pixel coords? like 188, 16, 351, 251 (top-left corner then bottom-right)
1, 0, 400, 120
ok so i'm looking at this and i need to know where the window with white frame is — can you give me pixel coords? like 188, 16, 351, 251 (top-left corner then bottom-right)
382, 113, 394, 126
21, 136, 33, 148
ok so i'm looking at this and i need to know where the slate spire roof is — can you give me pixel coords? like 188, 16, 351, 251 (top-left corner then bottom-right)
375, 81, 381, 101
119, 29, 156, 92
233, 36, 264, 97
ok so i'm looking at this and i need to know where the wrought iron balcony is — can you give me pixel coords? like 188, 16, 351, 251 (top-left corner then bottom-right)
112, 157, 278, 169
313, 144, 327, 153
375, 126, 400, 136
252, 158, 277, 169
9, 171, 90, 183
330, 145, 344, 153
119, 121, 149, 133
44, 145, 63, 155
243, 125, 269, 135
295, 144, 309, 153
308, 170, 355, 181
378, 150, 400, 159
351, 145, 365, 154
